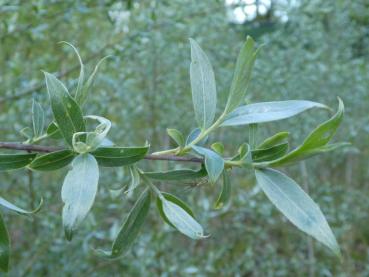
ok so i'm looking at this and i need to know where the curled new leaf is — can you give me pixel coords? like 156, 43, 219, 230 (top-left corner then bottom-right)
96, 189, 151, 258
0, 213, 9, 272
189, 38, 217, 129
44, 72, 85, 147
62, 154, 99, 240
0, 153, 36, 171
255, 168, 340, 256
72, 115, 112, 153
29, 150, 75, 171
91, 146, 149, 167
221, 100, 328, 127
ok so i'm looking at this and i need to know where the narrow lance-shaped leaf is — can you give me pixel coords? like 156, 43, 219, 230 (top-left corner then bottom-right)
257, 132, 289, 149
91, 146, 149, 167
156, 192, 194, 228
258, 98, 346, 167
76, 55, 111, 106
191, 145, 224, 183
167, 128, 185, 147
255, 168, 340, 256
144, 167, 207, 181
0, 153, 36, 171
44, 72, 85, 147
251, 143, 289, 162
224, 36, 259, 114
185, 128, 208, 146
0, 213, 9, 272
222, 100, 328, 127
160, 194, 206, 239
0, 196, 43, 215
60, 41, 84, 99
46, 122, 63, 139
125, 166, 141, 195
96, 189, 151, 258
62, 154, 99, 240
189, 38, 217, 129
214, 170, 231, 209
29, 150, 75, 171
32, 99, 45, 138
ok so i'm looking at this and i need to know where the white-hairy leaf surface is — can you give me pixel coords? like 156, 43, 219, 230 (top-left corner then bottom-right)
62, 154, 99, 240
255, 168, 340, 256
189, 38, 217, 129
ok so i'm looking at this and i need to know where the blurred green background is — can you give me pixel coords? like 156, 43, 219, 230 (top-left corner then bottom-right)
0, 0, 368, 276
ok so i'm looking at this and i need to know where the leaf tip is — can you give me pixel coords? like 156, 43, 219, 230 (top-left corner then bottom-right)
64, 227, 74, 241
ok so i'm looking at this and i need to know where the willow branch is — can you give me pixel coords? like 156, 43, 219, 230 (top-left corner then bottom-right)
0, 142, 203, 163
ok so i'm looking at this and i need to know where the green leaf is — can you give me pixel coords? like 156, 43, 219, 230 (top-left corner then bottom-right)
157, 192, 194, 228
221, 100, 328, 127
251, 143, 289, 162
60, 42, 84, 99
0, 196, 43, 215
191, 145, 224, 183
189, 38, 217, 129
255, 168, 340, 256
91, 146, 149, 167
185, 128, 208, 146
231, 143, 251, 162
258, 98, 345, 167
224, 36, 259, 114
125, 166, 141, 195
211, 142, 224, 155
96, 189, 151, 258
214, 170, 231, 209
167, 128, 185, 147
0, 213, 9, 272
29, 150, 75, 171
76, 55, 111, 106
145, 167, 207, 181
257, 132, 289, 149
19, 127, 33, 141
32, 99, 45, 138
46, 122, 63, 139
62, 154, 99, 240
160, 194, 205, 239
0, 153, 36, 171
44, 71, 85, 147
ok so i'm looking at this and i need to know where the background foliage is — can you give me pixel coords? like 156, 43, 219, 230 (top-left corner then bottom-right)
0, 0, 368, 276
